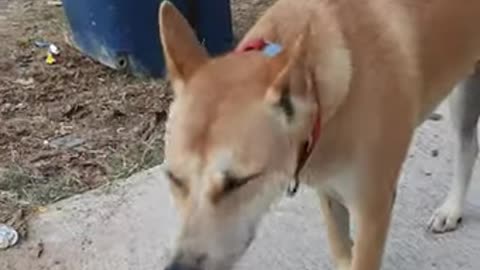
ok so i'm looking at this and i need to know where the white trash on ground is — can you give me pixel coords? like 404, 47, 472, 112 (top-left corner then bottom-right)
48, 44, 60, 55
0, 224, 19, 250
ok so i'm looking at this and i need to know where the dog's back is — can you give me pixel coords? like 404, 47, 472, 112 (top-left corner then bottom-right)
243, 0, 480, 120
411, 0, 480, 113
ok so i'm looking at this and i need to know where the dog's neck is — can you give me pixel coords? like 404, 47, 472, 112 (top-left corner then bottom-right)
236, 1, 353, 186
243, 2, 352, 126
232, 36, 323, 196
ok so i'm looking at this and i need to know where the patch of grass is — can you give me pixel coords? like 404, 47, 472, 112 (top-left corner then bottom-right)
108, 136, 165, 181
0, 165, 89, 234
0, 190, 24, 223
0, 166, 87, 206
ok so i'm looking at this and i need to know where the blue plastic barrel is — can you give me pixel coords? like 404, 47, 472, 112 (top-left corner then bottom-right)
191, 0, 234, 54
62, 0, 233, 77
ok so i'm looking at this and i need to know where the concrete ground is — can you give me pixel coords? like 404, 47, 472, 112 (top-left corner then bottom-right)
1, 102, 480, 270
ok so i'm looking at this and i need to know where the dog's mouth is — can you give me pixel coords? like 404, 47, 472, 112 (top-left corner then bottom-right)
164, 255, 237, 270
165, 229, 257, 270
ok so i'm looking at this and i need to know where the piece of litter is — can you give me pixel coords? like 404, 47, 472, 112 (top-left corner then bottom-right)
49, 44, 60, 55
37, 206, 48, 213
14, 77, 34, 86
49, 134, 85, 149
47, 0, 62, 6
35, 41, 61, 60
0, 224, 19, 250
431, 149, 439, 157
14, 102, 27, 110
46, 52, 56, 65
34, 40, 50, 48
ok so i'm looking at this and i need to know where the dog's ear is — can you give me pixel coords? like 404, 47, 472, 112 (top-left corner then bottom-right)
265, 29, 352, 125
264, 34, 313, 122
159, 1, 208, 89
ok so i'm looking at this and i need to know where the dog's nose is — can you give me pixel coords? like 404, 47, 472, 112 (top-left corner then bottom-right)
164, 262, 201, 270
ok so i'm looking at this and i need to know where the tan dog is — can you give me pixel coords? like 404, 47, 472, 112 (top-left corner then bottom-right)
159, 0, 480, 269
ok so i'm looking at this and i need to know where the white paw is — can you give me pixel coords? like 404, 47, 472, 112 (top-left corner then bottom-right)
428, 202, 463, 233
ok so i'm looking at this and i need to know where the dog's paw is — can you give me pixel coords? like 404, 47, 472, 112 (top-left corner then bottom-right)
428, 203, 463, 233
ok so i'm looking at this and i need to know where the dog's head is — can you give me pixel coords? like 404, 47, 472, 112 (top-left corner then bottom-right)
159, 2, 328, 270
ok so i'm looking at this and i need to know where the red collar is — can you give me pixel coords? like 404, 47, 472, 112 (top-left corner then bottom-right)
235, 38, 322, 196
234, 38, 269, 53
288, 113, 321, 196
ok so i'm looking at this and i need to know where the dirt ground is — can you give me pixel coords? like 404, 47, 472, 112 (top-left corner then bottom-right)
0, 0, 272, 235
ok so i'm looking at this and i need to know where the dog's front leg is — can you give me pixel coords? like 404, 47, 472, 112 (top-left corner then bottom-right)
318, 192, 353, 270
348, 144, 408, 270
350, 188, 395, 270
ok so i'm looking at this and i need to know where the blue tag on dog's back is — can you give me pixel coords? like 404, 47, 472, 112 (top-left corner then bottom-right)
262, 43, 283, 57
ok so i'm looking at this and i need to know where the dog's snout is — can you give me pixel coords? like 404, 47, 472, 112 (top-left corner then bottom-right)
164, 262, 201, 270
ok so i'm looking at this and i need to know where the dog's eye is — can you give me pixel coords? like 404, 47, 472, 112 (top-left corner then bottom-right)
223, 172, 261, 194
